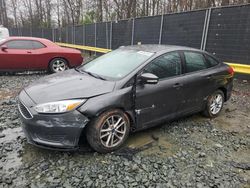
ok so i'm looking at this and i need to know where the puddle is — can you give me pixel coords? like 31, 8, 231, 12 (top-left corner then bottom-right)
0, 127, 53, 172
0, 127, 23, 143
213, 103, 250, 134
125, 127, 176, 157
126, 131, 156, 149
0, 127, 24, 172
0, 130, 64, 186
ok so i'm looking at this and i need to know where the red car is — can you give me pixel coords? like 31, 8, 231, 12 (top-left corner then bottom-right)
0, 37, 83, 73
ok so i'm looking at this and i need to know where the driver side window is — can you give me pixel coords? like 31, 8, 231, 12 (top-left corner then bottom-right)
143, 52, 182, 79
6, 40, 33, 50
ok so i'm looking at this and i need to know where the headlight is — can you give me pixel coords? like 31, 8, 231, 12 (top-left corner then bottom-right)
34, 99, 86, 114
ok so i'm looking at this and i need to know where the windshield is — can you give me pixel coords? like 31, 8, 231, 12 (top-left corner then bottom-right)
80, 49, 154, 80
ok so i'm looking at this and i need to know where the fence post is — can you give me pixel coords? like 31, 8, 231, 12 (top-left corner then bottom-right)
95, 22, 97, 55
131, 18, 135, 45
59, 27, 62, 42
203, 8, 212, 50
159, 14, 164, 44
41, 28, 44, 38
83, 25, 85, 45
20, 27, 22, 36
71, 25, 74, 44
66, 27, 68, 43
73, 25, 76, 44
56, 28, 58, 42
110, 22, 113, 49
52, 28, 55, 42
72, 26, 73, 43
54, 28, 56, 42
106, 22, 109, 49
30, 27, 32, 37
95, 22, 97, 48
201, 9, 209, 50
9, 28, 12, 36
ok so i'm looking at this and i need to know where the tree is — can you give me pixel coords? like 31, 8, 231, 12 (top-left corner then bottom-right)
0, 0, 8, 26
34, 0, 43, 27
9, 0, 17, 27
96, 0, 103, 22
23, 0, 34, 27
3, 0, 250, 28
45, 0, 52, 27
221, 0, 230, 5
56, 0, 61, 27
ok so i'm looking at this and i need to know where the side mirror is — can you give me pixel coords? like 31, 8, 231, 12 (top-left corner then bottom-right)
140, 73, 159, 85
1, 45, 8, 51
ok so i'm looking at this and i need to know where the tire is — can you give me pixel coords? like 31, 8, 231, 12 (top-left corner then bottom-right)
49, 58, 68, 73
86, 109, 130, 153
203, 90, 225, 118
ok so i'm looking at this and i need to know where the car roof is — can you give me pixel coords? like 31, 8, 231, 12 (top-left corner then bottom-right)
7, 36, 49, 41
5, 36, 57, 46
119, 44, 203, 54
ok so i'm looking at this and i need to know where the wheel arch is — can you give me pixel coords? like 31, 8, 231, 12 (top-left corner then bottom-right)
98, 107, 135, 129
84, 106, 136, 131
217, 87, 227, 101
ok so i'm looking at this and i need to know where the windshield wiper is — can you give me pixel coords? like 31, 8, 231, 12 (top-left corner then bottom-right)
75, 68, 106, 80
86, 71, 106, 80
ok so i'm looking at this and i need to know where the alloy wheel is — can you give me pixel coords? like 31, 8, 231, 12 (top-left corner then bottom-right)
210, 93, 223, 115
100, 115, 127, 148
52, 60, 67, 72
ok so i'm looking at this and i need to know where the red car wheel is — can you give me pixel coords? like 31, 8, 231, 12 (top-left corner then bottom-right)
49, 58, 68, 73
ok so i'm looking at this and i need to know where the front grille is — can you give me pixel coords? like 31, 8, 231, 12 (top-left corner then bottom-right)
36, 134, 66, 143
18, 101, 33, 119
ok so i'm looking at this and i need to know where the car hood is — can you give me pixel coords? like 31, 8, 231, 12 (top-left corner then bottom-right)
24, 69, 115, 104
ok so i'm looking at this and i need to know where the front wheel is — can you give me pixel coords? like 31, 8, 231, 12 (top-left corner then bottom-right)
49, 58, 68, 73
86, 109, 130, 153
203, 90, 225, 118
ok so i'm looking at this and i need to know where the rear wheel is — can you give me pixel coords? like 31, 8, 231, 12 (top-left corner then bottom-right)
49, 58, 68, 73
86, 109, 130, 153
203, 90, 224, 118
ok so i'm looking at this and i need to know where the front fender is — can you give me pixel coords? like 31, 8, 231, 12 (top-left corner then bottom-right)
77, 86, 135, 123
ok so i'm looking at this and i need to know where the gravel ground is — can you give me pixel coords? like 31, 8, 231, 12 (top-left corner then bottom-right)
0, 73, 249, 188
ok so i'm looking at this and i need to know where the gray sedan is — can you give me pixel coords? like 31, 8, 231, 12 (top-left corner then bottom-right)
18, 45, 234, 153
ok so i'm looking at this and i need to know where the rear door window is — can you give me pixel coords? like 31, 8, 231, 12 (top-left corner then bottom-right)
205, 54, 219, 67
144, 52, 182, 79
6, 40, 33, 49
32, 41, 46, 49
184, 52, 208, 73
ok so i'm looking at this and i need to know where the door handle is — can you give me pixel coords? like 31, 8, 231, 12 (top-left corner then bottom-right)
27, 51, 32, 54
173, 83, 183, 88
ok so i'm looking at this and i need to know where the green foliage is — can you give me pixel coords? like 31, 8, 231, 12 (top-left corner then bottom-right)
81, 11, 96, 24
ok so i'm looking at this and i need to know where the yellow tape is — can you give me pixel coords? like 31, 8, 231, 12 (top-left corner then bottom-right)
56, 42, 250, 75
225, 63, 250, 75
56, 42, 112, 53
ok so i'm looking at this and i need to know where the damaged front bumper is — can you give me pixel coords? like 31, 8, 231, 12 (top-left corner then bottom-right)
18, 90, 89, 151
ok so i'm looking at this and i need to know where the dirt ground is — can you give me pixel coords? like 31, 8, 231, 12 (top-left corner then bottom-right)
0, 73, 249, 187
